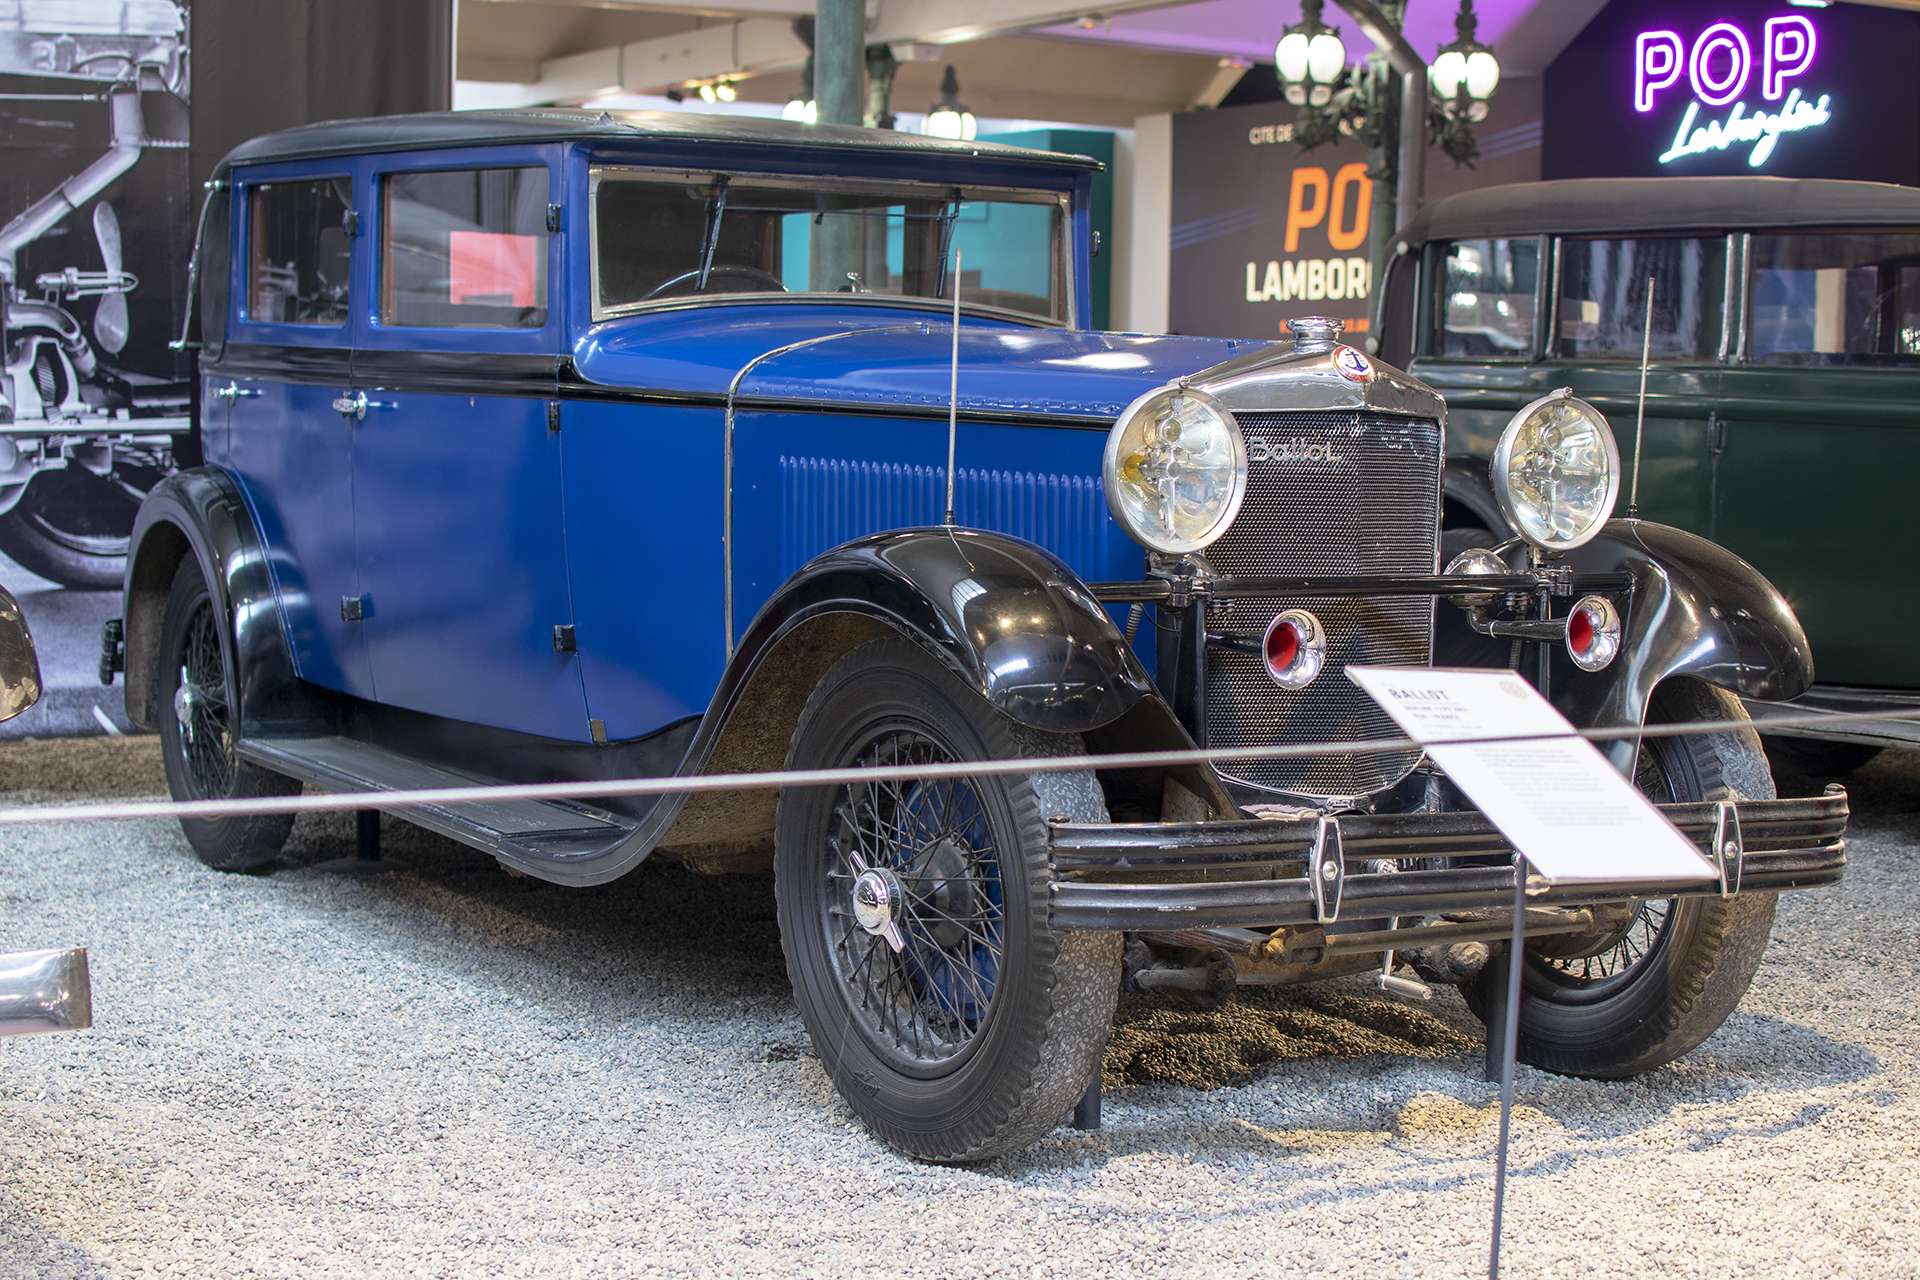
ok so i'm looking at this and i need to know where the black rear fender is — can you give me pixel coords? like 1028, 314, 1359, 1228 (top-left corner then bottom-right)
122, 467, 315, 735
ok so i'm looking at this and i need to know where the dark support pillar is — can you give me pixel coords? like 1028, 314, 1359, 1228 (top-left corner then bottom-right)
1070, 1072, 1102, 1130
1482, 945, 1511, 1083
356, 809, 381, 862
813, 0, 863, 126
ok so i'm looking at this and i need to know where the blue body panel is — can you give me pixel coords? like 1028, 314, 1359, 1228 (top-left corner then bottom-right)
731, 411, 1138, 639
350, 389, 589, 740
573, 302, 1253, 415
220, 375, 374, 700
560, 400, 727, 741
211, 131, 1262, 747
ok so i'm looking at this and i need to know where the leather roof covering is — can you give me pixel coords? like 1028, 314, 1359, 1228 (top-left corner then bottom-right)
215, 108, 1101, 175
1395, 177, 1920, 247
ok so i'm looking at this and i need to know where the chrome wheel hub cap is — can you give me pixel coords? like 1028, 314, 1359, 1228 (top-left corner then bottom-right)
173, 667, 199, 742
852, 866, 907, 953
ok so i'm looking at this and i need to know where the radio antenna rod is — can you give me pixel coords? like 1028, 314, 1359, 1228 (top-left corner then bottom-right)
945, 248, 961, 526
1626, 274, 1655, 519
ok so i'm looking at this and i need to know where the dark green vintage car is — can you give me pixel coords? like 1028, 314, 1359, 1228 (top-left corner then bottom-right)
1374, 176, 1920, 774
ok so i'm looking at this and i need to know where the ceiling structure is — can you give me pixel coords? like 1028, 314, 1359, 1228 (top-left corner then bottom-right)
454, 0, 1920, 127
453, 0, 1610, 125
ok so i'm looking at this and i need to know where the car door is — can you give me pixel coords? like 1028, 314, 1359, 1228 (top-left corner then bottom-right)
349, 150, 589, 742
1714, 229, 1920, 688
216, 165, 373, 701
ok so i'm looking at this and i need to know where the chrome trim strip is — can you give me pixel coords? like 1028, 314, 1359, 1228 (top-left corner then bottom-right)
722, 325, 920, 658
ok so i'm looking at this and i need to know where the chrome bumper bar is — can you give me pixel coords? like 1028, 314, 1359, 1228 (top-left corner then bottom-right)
1048, 789, 1848, 932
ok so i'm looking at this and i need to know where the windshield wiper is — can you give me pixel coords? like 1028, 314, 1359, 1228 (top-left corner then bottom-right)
697, 176, 732, 291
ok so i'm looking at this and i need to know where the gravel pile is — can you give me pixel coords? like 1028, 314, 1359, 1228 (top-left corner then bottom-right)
0, 743, 1914, 1278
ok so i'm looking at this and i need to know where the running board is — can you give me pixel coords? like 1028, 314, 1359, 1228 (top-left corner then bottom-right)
238, 736, 637, 863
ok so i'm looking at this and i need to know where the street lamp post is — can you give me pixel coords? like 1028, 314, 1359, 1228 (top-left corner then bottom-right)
1273, 0, 1500, 313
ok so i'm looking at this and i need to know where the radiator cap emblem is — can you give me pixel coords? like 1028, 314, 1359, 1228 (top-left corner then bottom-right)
1332, 346, 1372, 381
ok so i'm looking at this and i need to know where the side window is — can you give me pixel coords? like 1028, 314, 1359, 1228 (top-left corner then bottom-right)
1557, 237, 1725, 361
382, 167, 549, 329
248, 178, 352, 325
1439, 238, 1538, 357
1749, 233, 1920, 364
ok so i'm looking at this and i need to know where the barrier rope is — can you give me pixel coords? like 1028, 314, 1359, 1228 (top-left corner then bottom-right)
0, 704, 1909, 830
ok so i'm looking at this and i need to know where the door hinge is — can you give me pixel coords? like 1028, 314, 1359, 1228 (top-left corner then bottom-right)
589, 718, 607, 745
552, 624, 576, 653
546, 203, 562, 232
547, 400, 561, 432
340, 595, 368, 622
343, 209, 361, 237
1708, 411, 1727, 456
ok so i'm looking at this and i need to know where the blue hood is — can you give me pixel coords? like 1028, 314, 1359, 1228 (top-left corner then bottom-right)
572, 302, 1269, 420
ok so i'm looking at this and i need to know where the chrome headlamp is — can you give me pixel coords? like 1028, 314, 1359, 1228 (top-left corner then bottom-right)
1491, 389, 1621, 551
1102, 384, 1248, 555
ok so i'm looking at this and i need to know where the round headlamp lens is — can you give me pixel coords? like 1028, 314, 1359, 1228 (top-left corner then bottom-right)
1492, 391, 1621, 551
1102, 385, 1247, 554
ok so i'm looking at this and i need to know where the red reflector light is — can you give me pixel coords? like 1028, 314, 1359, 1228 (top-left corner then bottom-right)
1568, 608, 1595, 657
1265, 621, 1300, 674
1261, 609, 1326, 688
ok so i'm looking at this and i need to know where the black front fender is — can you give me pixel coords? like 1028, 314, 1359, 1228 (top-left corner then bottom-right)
1557, 519, 1813, 771
729, 526, 1156, 735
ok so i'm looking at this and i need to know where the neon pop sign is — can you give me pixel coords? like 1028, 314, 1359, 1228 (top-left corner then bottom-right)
1634, 15, 1831, 167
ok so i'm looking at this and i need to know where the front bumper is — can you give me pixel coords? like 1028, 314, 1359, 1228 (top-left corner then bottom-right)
1047, 788, 1848, 932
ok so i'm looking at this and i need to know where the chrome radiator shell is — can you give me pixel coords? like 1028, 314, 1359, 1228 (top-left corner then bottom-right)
1201, 409, 1442, 797
1186, 339, 1449, 801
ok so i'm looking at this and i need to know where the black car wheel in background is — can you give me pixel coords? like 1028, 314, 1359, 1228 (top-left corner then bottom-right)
0, 467, 149, 591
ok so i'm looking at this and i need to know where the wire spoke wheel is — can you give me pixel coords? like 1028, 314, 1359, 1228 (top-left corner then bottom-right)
175, 597, 236, 799
776, 638, 1121, 1163
1467, 680, 1781, 1078
157, 559, 299, 871
821, 730, 1006, 1073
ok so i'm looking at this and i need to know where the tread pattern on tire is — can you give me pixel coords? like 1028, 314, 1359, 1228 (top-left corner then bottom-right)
1468, 679, 1780, 1079
157, 558, 299, 872
775, 638, 1121, 1164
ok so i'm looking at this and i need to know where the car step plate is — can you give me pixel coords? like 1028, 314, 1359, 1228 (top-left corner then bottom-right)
238, 736, 627, 839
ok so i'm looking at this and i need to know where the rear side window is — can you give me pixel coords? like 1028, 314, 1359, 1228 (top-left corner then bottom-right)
1558, 237, 1725, 361
248, 178, 352, 325
1750, 233, 1920, 364
382, 167, 549, 329
1439, 238, 1538, 357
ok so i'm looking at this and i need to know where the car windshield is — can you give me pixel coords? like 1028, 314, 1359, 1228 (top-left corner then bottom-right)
591, 170, 1067, 322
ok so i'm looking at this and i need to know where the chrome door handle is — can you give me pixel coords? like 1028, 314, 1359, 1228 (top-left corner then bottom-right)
332, 390, 368, 421
214, 382, 259, 402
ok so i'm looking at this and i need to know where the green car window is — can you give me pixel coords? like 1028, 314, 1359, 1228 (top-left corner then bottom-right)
1558, 237, 1726, 361
1750, 233, 1920, 364
1439, 238, 1538, 358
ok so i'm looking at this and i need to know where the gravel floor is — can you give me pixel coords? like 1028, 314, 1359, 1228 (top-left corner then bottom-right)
0, 742, 1915, 1278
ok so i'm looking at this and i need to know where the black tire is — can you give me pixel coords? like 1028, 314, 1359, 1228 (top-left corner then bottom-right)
157, 558, 299, 871
1761, 735, 1882, 780
1466, 679, 1779, 1078
0, 467, 139, 590
775, 638, 1121, 1163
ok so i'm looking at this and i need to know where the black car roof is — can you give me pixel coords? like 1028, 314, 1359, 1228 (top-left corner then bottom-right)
1395, 177, 1920, 246
216, 108, 1103, 175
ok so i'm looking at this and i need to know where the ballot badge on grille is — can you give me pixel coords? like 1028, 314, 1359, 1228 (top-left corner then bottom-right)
1332, 346, 1372, 381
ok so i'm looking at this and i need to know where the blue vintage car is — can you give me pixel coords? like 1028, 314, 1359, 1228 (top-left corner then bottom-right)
106, 110, 1846, 1163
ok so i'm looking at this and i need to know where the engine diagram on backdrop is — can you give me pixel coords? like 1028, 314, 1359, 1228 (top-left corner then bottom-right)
0, 0, 191, 589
